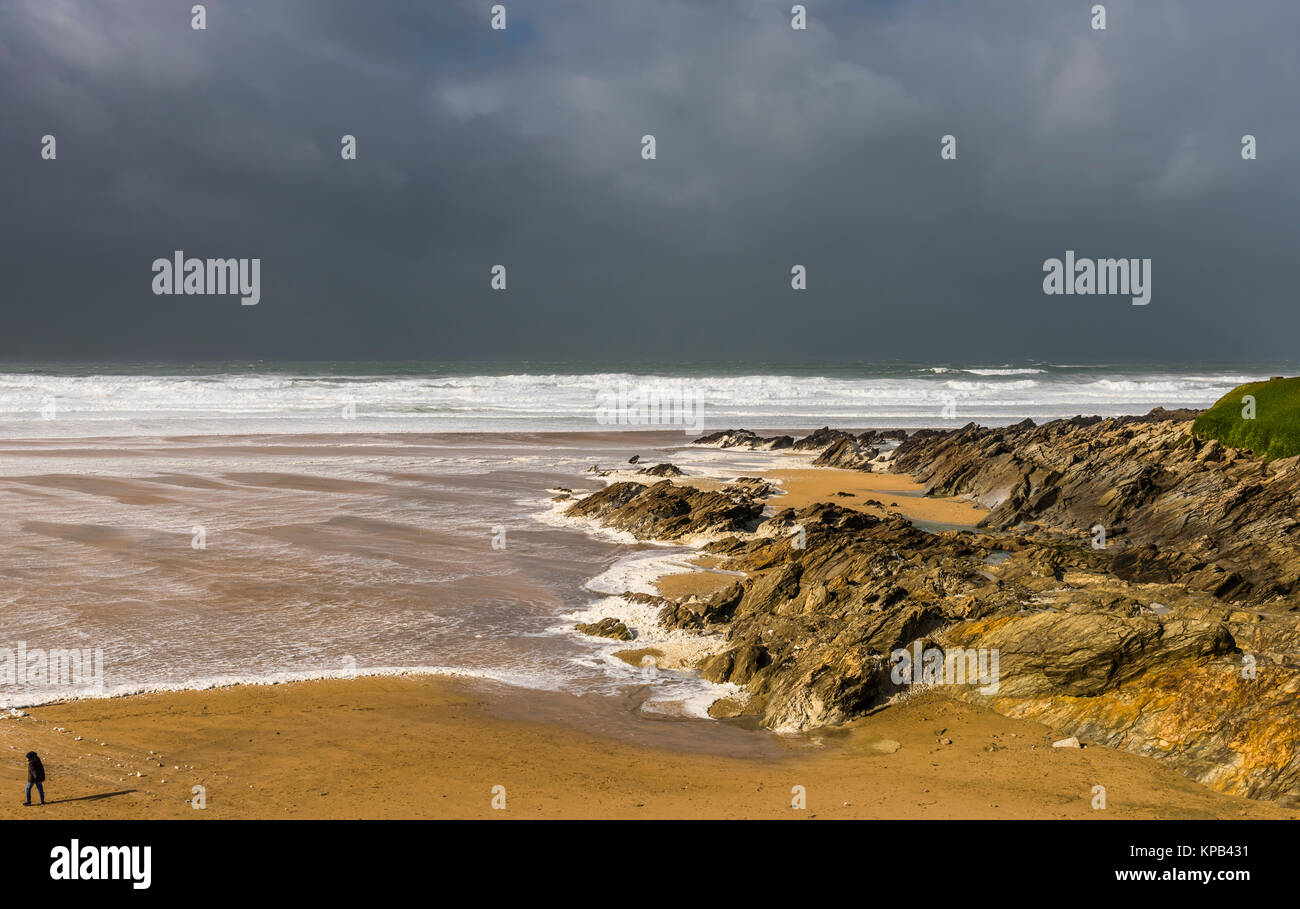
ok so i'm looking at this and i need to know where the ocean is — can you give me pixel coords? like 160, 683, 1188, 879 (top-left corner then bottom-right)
0, 361, 1288, 438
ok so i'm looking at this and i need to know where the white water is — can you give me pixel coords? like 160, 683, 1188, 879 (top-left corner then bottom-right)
0, 431, 759, 718
0, 366, 1273, 438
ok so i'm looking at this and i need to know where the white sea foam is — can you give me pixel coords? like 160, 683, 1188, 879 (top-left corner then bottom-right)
533, 467, 758, 721
530, 492, 644, 544
641, 681, 746, 720
584, 548, 711, 597
560, 547, 737, 650
0, 663, 560, 711
0, 367, 1277, 438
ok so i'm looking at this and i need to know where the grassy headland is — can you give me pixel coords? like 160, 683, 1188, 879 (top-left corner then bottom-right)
1193, 376, 1300, 460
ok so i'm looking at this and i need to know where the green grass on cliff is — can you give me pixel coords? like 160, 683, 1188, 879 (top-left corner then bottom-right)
1192, 376, 1300, 460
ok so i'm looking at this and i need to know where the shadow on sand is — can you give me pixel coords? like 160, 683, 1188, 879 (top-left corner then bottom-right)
37, 789, 138, 806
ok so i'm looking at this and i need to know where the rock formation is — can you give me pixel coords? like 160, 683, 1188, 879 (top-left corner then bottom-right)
892, 414, 1300, 605
636, 462, 684, 477
812, 437, 879, 469
565, 479, 766, 540
575, 618, 634, 641
792, 426, 857, 451
692, 429, 794, 450
569, 414, 1300, 805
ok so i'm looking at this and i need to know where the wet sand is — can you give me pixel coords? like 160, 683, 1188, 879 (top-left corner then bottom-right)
615, 457, 989, 529
654, 560, 740, 599
1, 676, 1288, 819
764, 466, 988, 527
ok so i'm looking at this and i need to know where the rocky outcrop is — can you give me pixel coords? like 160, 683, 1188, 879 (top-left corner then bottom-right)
637, 463, 684, 477
693, 504, 1002, 729
720, 477, 777, 499
697, 426, 914, 460
658, 581, 745, 631
565, 415, 1300, 804
1122, 406, 1203, 423
812, 437, 879, 469
792, 426, 857, 451
891, 414, 1300, 606
692, 430, 794, 450
564, 479, 765, 541
703, 502, 1299, 802
575, 618, 634, 641
861, 429, 909, 443
698, 426, 912, 459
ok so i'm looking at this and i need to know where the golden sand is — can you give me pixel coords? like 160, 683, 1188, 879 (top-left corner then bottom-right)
763, 466, 988, 526
654, 567, 741, 599
1, 678, 1287, 819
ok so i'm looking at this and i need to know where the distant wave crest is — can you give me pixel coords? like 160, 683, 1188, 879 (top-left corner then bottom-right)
0, 367, 1272, 436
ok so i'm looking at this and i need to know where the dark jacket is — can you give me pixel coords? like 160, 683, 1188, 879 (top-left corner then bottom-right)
26, 753, 44, 783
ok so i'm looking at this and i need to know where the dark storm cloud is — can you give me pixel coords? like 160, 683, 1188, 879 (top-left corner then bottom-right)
1, 0, 1296, 363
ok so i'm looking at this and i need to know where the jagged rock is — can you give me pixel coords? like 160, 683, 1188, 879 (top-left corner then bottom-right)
721, 477, 776, 498
892, 416, 1300, 605
622, 591, 673, 609
636, 463, 684, 477
943, 610, 1234, 698
1052, 737, 1082, 749
692, 429, 794, 450
658, 582, 745, 630
702, 644, 769, 684
793, 427, 857, 451
565, 480, 765, 540
812, 437, 879, 469
574, 618, 634, 641
569, 420, 1300, 805
1124, 406, 1203, 423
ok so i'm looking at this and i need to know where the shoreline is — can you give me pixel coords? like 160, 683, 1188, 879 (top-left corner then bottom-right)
0, 434, 956, 714
5, 418, 1297, 816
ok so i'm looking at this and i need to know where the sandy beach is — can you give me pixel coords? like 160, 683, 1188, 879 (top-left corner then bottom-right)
763, 465, 988, 527
608, 455, 988, 531
1, 429, 1294, 819
1, 675, 1289, 820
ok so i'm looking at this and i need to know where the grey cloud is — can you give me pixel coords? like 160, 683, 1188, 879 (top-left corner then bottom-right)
1, 0, 1296, 363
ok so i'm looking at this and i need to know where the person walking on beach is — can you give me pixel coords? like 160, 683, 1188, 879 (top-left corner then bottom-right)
24, 751, 45, 806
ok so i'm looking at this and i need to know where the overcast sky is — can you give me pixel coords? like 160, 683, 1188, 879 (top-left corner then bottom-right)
1, 0, 1297, 364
